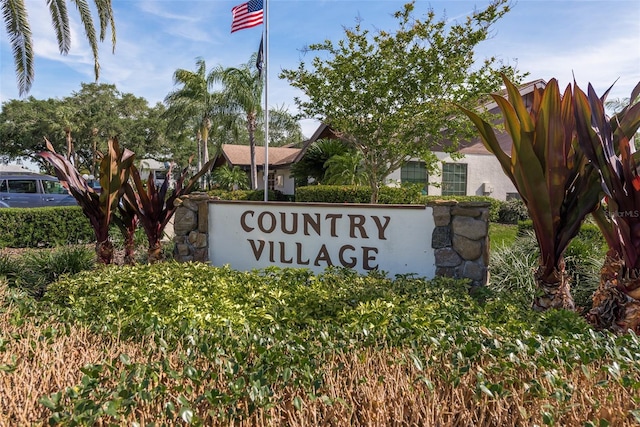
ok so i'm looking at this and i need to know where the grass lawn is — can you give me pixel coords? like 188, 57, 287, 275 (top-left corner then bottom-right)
489, 222, 518, 248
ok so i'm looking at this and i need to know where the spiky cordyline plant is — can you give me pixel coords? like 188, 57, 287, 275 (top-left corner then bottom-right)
123, 158, 215, 263
39, 137, 135, 265
460, 76, 602, 311
574, 80, 640, 333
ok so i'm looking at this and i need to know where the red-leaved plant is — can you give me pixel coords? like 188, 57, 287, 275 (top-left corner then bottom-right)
39, 137, 135, 264
574, 80, 640, 333
123, 158, 215, 263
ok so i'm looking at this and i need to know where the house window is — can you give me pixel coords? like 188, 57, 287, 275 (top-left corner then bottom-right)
442, 163, 467, 196
267, 172, 276, 190
401, 161, 428, 194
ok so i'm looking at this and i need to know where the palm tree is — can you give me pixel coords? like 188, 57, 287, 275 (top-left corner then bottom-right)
164, 58, 221, 175
212, 165, 249, 190
290, 139, 353, 185
2, 0, 115, 96
210, 55, 263, 189
323, 151, 368, 185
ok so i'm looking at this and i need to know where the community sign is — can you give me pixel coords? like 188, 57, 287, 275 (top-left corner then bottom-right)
209, 201, 436, 277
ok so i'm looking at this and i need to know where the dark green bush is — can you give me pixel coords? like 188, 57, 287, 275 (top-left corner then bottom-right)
422, 195, 501, 222
497, 198, 529, 224
517, 219, 533, 235
295, 185, 373, 203
294, 185, 497, 208
0, 206, 94, 248
207, 189, 289, 201
8, 245, 95, 298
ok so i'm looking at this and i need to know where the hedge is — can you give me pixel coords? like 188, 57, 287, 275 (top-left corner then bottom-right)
0, 206, 94, 248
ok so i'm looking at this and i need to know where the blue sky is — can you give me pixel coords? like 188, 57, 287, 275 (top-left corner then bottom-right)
1, 0, 639, 138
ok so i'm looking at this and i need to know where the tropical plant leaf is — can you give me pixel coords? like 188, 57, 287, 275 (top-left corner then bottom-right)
460, 75, 602, 308
574, 81, 640, 269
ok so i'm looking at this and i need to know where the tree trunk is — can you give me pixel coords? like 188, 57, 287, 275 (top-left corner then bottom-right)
147, 240, 164, 264
587, 251, 640, 333
369, 180, 379, 204
532, 259, 575, 311
248, 113, 258, 190
124, 236, 136, 266
95, 239, 114, 265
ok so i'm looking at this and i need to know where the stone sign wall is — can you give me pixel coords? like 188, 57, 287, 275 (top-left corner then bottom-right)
172, 193, 490, 286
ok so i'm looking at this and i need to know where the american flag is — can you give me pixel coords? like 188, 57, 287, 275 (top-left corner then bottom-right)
231, 0, 264, 33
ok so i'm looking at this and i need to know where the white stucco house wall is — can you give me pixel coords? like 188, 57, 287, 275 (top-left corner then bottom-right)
302, 79, 546, 201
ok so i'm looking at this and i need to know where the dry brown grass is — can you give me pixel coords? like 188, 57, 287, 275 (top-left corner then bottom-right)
1, 280, 637, 426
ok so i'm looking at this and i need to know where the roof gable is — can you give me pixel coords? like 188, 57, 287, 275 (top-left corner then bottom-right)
219, 144, 302, 167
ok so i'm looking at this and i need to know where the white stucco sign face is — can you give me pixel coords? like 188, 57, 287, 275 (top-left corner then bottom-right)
209, 201, 436, 277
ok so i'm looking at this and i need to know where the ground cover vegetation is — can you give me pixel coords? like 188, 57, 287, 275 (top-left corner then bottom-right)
1, 256, 639, 426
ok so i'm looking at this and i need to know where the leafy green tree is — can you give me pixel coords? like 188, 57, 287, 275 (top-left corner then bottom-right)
281, 0, 523, 203
0, 96, 61, 163
259, 105, 304, 147
0, 83, 168, 172
210, 55, 264, 189
1, 0, 115, 95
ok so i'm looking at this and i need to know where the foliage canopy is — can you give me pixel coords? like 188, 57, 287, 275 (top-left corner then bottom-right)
281, 0, 524, 202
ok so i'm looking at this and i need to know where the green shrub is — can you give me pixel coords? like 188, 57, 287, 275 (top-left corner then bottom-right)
494, 223, 605, 312
295, 185, 373, 203
294, 185, 498, 208
208, 189, 288, 201
517, 219, 533, 235
0, 206, 94, 248
497, 198, 529, 224
15, 246, 95, 298
422, 195, 501, 221
21, 261, 640, 425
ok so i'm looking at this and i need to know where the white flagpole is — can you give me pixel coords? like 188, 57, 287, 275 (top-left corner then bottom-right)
262, 0, 269, 202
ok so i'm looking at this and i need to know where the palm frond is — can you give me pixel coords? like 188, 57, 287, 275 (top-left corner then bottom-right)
94, 0, 116, 52
47, 0, 70, 55
70, 0, 100, 80
2, 0, 33, 95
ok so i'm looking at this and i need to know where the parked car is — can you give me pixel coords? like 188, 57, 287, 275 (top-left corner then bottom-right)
0, 172, 78, 208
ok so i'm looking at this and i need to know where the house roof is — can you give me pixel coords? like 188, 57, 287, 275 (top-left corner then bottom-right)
218, 144, 301, 168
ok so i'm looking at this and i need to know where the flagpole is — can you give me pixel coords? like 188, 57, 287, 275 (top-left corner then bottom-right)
262, 0, 269, 202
